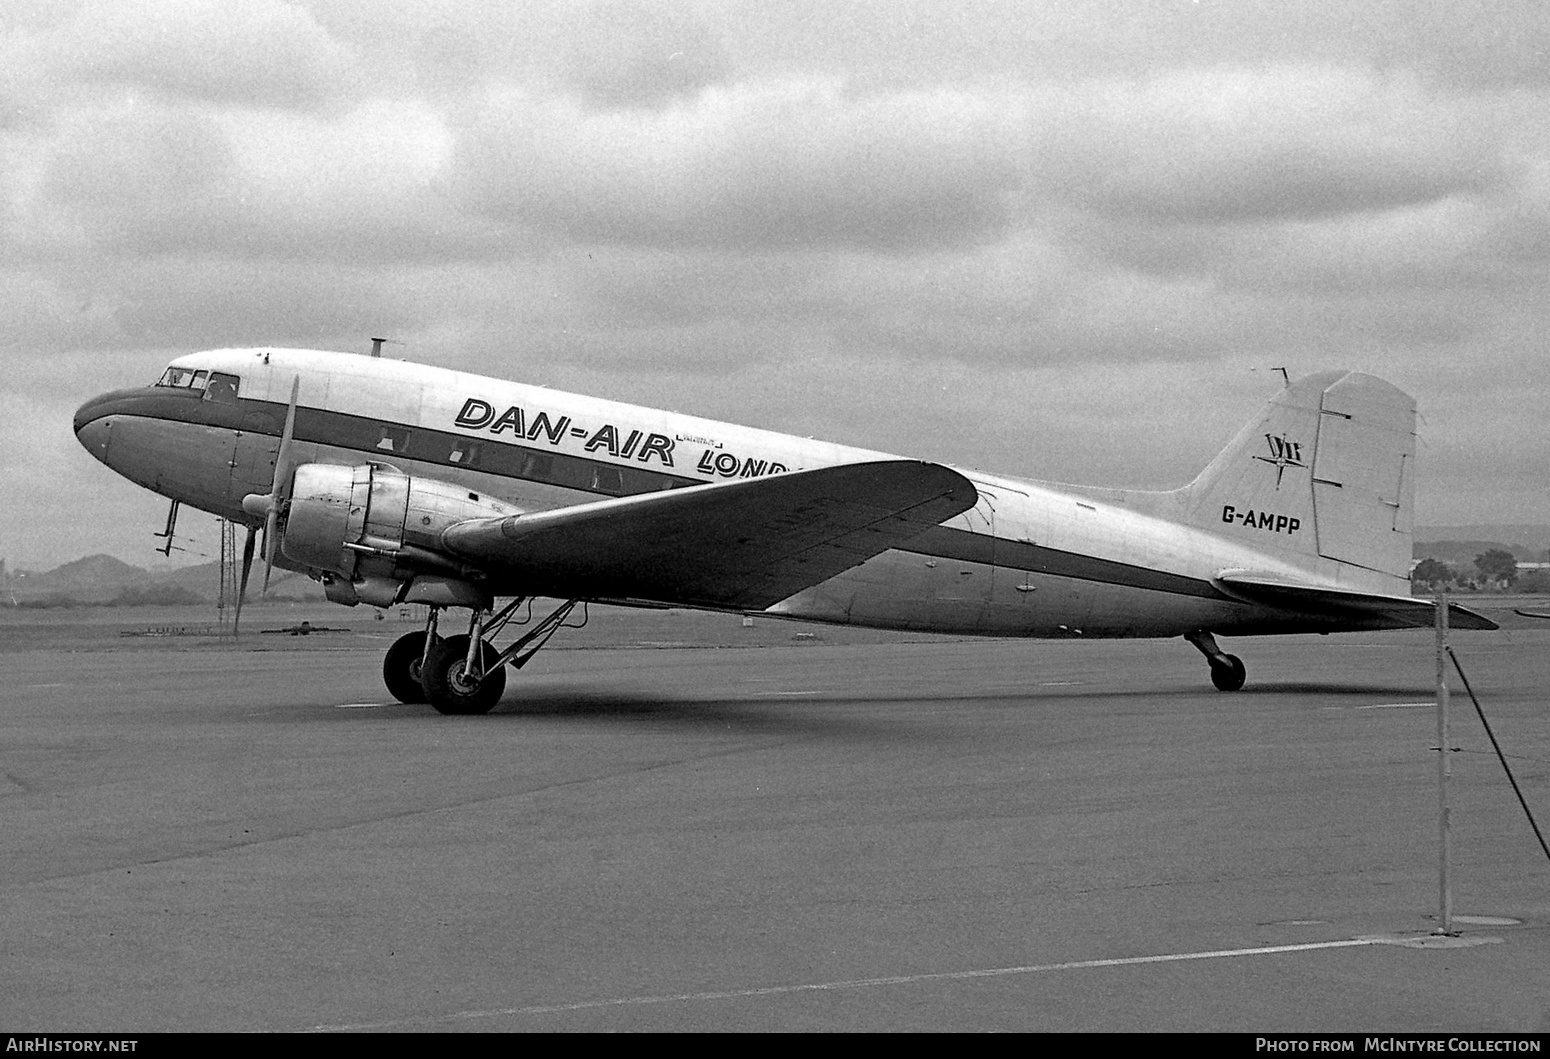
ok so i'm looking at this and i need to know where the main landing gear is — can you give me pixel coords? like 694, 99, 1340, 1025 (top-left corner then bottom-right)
1185, 629, 1246, 692
381, 598, 585, 715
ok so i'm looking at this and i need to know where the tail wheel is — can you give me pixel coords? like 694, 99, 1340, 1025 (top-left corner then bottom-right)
382, 631, 430, 704
1210, 654, 1247, 692
422, 634, 507, 715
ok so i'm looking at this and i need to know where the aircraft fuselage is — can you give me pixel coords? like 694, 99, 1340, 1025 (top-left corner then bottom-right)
74, 347, 1415, 641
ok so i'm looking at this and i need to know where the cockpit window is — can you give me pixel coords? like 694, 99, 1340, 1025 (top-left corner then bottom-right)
156, 366, 204, 389
154, 367, 241, 401
204, 372, 240, 403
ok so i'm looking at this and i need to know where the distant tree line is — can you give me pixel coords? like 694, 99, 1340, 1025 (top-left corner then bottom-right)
1413, 548, 1550, 592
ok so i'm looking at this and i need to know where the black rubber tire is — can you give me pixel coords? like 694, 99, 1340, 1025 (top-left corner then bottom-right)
421, 634, 507, 715
1210, 654, 1247, 692
383, 631, 430, 704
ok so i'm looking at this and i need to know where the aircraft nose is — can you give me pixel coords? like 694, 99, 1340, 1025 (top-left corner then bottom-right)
74, 393, 116, 461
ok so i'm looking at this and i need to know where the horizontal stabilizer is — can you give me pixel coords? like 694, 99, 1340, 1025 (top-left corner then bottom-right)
441, 460, 978, 609
1214, 572, 1498, 631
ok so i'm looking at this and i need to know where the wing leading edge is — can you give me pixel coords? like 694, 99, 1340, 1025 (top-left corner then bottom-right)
1214, 573, 1499, 631
441, 460, 978, 610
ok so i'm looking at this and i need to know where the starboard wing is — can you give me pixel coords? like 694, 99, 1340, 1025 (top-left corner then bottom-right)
440, 460, 978, 609
1214, 572, 1498, 631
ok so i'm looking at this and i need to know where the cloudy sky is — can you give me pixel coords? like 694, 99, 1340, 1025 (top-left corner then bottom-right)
4, 0, 1548, 570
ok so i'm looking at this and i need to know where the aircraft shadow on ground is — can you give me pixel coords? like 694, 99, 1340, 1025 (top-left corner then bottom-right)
472, 680, 1437, 719
1048, 681, 1435, 700
482, 687, 896, 737
1234, 682, 1435, 697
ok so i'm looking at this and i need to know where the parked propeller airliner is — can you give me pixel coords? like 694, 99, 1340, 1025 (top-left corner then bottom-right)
73, 348, 1494, 714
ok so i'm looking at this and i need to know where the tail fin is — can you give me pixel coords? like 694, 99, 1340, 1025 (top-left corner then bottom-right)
1183, 371, 1415, 588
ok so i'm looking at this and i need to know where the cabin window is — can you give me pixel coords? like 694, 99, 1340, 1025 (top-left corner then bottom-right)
517, 451, 553, 480
376, 425, 411, 454
204, 372, 240, 403
449, 440, 482, 467
590, 466, 625, 495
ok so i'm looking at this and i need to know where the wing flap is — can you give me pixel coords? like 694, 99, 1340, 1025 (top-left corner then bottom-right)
1215, 572, 1498, 631
442, 460, 978, 609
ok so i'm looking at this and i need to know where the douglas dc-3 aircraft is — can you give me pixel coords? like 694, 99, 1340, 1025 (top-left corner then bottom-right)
73, 348, 1494, 714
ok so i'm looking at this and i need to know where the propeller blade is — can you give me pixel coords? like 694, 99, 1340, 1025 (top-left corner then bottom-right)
274, 375, 299, 504
235, 523, 256, 637
262, 506, 278, 595
261, 375, 300, 596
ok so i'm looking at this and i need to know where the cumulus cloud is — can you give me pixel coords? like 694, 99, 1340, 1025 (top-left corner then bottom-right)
214, 100, 501, 262
1031, 66, 1504, 224
560, 1, 731, 109
36, 102, 238, 255
7, 93, 506, 267
5, 0, 357, 112
453, 78, 1027, 251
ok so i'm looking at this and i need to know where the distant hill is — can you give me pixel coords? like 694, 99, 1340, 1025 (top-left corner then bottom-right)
1416, 526, 1550, 551
5, 554, 324, 606
28, 554, 149, 592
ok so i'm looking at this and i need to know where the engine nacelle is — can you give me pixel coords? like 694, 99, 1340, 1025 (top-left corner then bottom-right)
281, 463, 521, 606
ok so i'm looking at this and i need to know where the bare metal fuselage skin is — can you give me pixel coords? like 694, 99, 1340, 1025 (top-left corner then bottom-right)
74, 347, 1410, 640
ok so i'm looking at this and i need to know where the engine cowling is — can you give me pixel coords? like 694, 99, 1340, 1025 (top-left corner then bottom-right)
280, 463, 521, 606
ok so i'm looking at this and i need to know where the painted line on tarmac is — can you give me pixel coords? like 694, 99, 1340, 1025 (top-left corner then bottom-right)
1355, 702, 1433, 710
334, 702, 393, 709
310, 938, 1381, 1031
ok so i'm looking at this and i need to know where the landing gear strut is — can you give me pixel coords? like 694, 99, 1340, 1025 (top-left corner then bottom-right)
1185, 629, 1246, 692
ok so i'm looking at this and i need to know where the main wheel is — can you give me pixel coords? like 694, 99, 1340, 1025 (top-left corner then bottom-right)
1209, 654, 1246, 692
383, 631, 430, 704
421, 634, 507, 715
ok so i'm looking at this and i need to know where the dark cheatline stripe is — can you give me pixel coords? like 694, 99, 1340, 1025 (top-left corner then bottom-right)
284, 404, 699, 497
90, 389, 1226, 601
85, 389, 701, 496
900, 527, 1225, 600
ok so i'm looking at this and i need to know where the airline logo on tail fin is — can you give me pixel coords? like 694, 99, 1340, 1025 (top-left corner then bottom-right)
1253, 434, 1306, 489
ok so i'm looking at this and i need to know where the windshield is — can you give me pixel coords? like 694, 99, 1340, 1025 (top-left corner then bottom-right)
155, 367, 240, 401
156, 366, 208, 389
